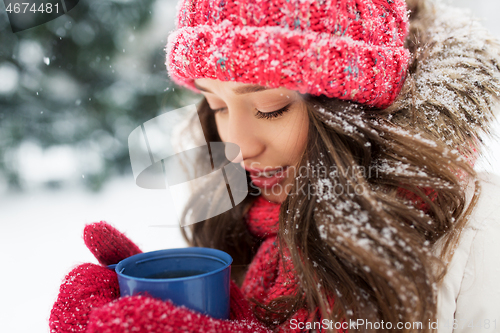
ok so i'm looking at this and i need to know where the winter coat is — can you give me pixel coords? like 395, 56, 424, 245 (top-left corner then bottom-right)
402, 0, 500, 331
434, 172, 500, 332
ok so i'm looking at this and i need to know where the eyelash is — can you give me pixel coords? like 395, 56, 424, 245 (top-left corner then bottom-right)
210, 104, 292, 120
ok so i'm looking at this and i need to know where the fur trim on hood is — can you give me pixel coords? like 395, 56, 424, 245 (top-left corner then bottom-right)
390, 0, 500, 161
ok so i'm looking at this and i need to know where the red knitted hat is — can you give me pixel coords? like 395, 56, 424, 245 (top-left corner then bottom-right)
165, 0, 411, 109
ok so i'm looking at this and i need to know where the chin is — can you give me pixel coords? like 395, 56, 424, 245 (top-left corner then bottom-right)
261, 191, 286, 204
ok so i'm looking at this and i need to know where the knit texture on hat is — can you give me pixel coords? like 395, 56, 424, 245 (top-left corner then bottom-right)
166, 0, 411, 108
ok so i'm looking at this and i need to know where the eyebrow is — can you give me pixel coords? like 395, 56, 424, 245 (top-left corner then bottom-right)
194, 82, 271, 95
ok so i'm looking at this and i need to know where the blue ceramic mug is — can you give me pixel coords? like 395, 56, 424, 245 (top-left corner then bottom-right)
110, 247, 233, 320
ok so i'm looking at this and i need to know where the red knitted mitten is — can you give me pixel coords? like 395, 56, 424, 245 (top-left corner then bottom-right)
49, 263, 120, 333
49, 221, 142, 333
83, 221, 142, 266
86, 280, 273, 333
50, 222, 270, 333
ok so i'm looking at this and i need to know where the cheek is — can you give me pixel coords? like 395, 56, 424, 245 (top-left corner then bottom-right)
276, 104, 309, 163
214, 114, 227, 141
294, 110, 309, 159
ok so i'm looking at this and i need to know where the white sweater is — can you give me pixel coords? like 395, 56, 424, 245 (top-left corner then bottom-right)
436, 172, 500, 332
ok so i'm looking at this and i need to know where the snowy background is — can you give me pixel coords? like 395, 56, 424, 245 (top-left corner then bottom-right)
0, 0, 500, 332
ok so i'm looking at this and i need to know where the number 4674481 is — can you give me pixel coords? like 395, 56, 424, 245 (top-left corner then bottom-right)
6, 2, 59, 14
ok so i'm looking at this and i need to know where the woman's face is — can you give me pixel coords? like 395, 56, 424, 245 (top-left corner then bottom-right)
194, 78, 309, 203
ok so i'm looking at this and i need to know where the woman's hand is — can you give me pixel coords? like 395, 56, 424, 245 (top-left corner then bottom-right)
82, 221, 143, 266
49, 221, 142, 333
49, 222, 273, 333
86, 280, 273, 333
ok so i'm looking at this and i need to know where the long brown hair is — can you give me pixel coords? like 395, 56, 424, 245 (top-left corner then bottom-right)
176, 0, 500, 331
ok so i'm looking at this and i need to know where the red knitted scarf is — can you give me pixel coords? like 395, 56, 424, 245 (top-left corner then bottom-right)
240, 195, 321, 331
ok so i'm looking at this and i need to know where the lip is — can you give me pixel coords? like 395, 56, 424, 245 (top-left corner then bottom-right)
244, 165, 290, 189
243, 165, 288, 176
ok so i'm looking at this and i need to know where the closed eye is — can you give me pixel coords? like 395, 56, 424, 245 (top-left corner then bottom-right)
210, 104, 292, 120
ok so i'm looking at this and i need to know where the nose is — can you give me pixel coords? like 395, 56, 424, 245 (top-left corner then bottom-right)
224, 108, 263, 165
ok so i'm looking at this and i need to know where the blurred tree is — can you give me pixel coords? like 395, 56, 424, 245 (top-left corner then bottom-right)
0, 0, 195, 191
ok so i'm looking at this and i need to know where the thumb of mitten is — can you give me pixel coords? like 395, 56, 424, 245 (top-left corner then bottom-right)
84, 221, 142, 266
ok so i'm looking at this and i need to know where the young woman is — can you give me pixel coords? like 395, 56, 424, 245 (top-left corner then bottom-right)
50, 0, 500, 332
